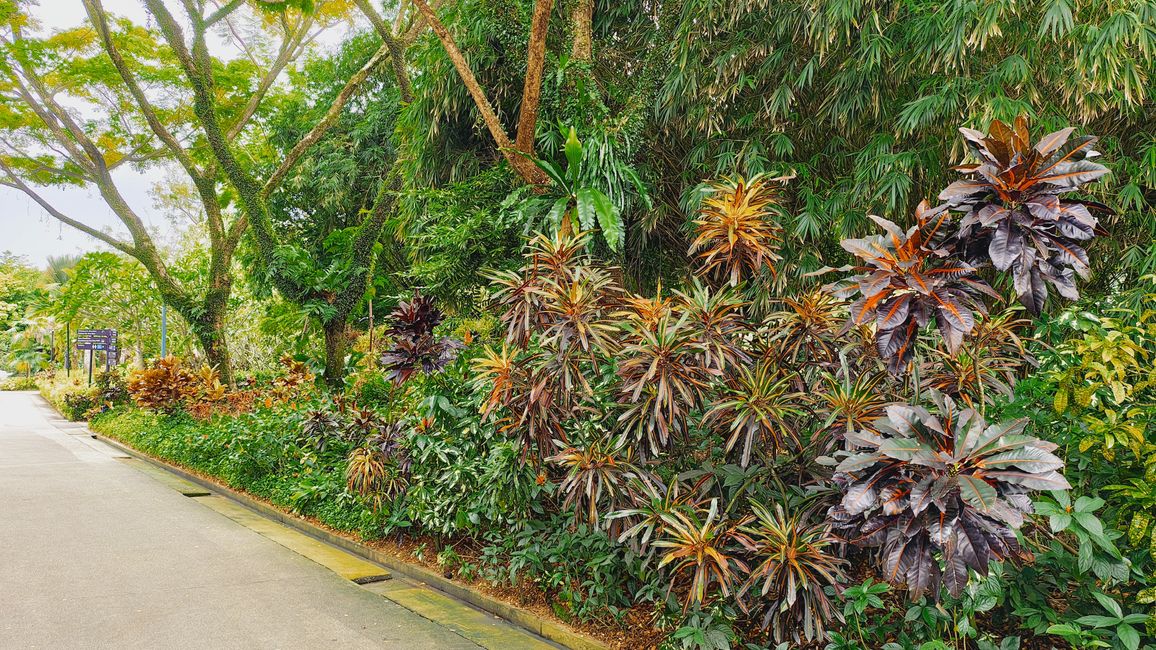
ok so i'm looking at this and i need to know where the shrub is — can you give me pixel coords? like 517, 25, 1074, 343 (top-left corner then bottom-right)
828, 391, 1069, 600
380, 292, 463, 385
0, 375, 38, 390
939, 117, 1110, 313
126, 357, 197, 414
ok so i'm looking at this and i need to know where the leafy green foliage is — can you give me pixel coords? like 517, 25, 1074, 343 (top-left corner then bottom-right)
517, 126, 626, 253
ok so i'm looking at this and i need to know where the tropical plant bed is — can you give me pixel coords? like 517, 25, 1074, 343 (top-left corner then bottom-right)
60, 117, 1154, 649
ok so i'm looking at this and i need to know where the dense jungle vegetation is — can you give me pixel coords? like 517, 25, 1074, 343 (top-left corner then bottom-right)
2, 0, 1156, 647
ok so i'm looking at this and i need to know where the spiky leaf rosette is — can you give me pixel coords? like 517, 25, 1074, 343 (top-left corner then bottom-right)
826, 201, 998, 375
939, 116, 1110, 314
387, 291, 445, 339
739, 502, 846, 644
690, 174, 788, 287
827, 391, 1070, 600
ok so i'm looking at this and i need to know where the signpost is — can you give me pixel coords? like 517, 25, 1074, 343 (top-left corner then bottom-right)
76, 329, 118, 386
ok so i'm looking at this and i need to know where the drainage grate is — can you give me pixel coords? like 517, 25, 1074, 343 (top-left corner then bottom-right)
352, 574, 392, 585
183, 491, 213, 498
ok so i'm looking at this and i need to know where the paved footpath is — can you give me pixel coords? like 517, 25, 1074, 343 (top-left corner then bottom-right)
0, 391, 555, 650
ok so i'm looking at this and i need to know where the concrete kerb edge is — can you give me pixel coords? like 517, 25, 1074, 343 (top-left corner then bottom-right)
91, 430, 604, 649
79, 419, 607, 650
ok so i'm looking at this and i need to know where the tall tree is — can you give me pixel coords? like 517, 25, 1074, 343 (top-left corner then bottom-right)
0, 0, 346, 384
129, 0, 415, 385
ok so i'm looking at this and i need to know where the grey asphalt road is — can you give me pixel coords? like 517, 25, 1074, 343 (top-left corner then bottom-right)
0, 391, 483, 649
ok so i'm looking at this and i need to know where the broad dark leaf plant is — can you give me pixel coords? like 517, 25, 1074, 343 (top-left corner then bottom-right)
380, 292, 463, 384
828, 391, 1070, 600
825, 201, 999, 374
939, 116, 1110, 314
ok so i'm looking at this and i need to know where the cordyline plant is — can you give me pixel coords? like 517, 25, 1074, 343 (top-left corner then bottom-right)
477, 231, 623, 462
654, 498, 751, 612
380, 292, 462, 385
740, 502, 845, 644
690, 174, 789, 287
939, 116, 1110, 314
617, 314, 718, 456
346, 419, 410, 511
704, 362, 801, 467
828, 391, 1070, 600
765, 290, 844, 366
549, 436, 652, 528
825, 201, 999, 375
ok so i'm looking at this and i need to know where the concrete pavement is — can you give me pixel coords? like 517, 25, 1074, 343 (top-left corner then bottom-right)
0, 391, 553, 649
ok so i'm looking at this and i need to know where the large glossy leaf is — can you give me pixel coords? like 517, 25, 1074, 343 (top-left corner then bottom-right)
1036, 159, 1110, 189
988, 220, 1022, 271
533, 158, 569, 189
591, 188, 623, 252
958, 474, 997, 513
985, 469, 1071, 491
835, 452, 884, 473
843, 483, 877, 515
563, 126, 582, 184
878, 437, 935, 462
575, 187, 598, 231
980, 446, 1064, 473
546, 196, 569, 231
1033, 127, 1074, 155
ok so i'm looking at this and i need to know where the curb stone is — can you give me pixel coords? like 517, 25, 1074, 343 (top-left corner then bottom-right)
83, 422, 608, 650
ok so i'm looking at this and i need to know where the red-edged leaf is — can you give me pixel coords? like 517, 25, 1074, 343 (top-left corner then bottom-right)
876, 294, 912, 330
958, 474, 997, 513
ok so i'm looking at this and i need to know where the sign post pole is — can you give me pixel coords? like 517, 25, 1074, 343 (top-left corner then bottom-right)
87, 349, 93, 386
65, 323, 70, 377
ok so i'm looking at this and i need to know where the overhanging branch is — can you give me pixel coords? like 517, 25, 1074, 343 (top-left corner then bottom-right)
0, 162, 136, 256
262, 41, 393, 198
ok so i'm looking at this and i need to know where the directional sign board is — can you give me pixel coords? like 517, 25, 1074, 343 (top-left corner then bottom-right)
76, 329, 118, 353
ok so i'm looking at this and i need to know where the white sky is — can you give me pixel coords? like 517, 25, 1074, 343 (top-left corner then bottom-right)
0, 0, 357, 267
0, 1, 158, 266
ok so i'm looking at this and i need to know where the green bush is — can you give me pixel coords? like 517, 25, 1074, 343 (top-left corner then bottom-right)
0, 375, 37, 390
89, 403, 384, 538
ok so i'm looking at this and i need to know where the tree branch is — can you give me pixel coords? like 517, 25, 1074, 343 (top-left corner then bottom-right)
515, 0, 553, 156
205, 0, 245, 27
352, 0, 413, 103
226, 11, 316, 139
262, 40, 393, 198
0, 162, 136, 256
83, 0, 201, 180
410, 0, 545, 184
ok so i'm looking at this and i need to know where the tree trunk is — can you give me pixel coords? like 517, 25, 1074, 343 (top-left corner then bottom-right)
185, 306, 234, 387
571, 0, 593, 62
323, 320, 348, 389
412, 0, 547, 185
515, 0, 554, 157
